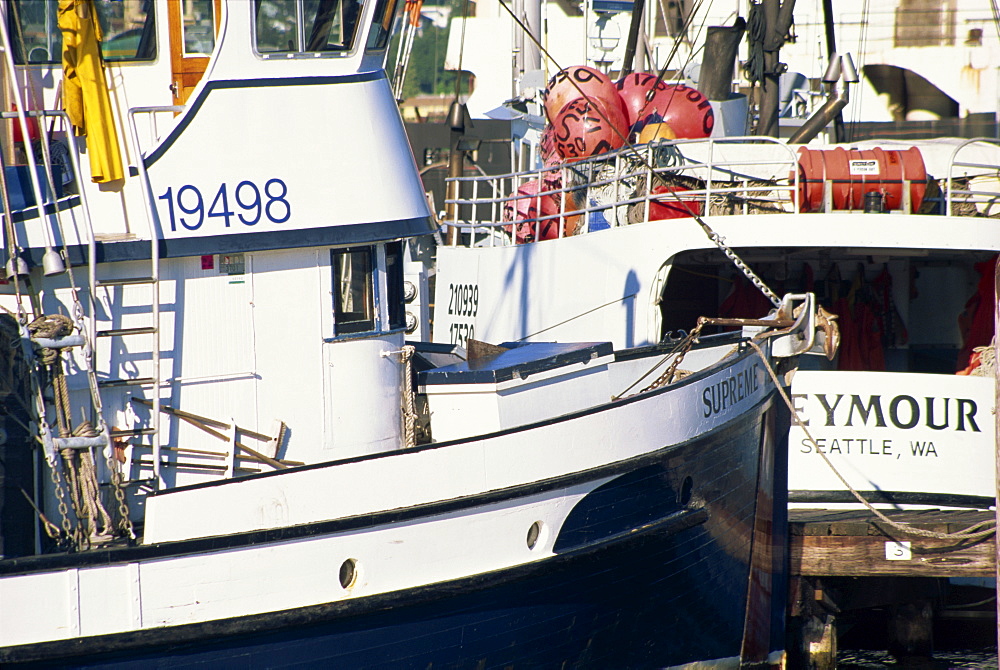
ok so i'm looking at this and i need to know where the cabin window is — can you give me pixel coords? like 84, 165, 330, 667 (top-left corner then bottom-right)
182, 0, 216, 56
8, 0, 157, 64
365, 0, 399, 51
332, 247, 376, 335
386, 241, 405, 330
254, 0, 364, 56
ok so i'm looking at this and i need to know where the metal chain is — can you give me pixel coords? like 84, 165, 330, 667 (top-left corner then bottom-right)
613, 320, 707, 400
637, 320, 706, 394
107, 446, 136, 540
45, 455, 76, 548
692, 217, 782, 308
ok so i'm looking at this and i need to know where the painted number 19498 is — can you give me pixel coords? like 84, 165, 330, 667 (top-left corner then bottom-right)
158, 179, 290, 232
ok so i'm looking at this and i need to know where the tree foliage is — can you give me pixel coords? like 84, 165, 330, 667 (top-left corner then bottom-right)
387, 0, 465, 100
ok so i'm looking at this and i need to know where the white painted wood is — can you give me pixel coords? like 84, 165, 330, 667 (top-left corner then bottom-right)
422, 354, 614, 442
0, 481, 602, 646
142, 347, 764, 543
788, 372, 996, 502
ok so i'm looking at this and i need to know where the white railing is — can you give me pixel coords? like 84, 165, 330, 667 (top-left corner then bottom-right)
443, 137, 803, 248
444, 136, 1000, 248
945, 138, 1000, 217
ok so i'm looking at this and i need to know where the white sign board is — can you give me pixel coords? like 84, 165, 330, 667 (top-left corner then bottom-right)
788, 371, 996, 500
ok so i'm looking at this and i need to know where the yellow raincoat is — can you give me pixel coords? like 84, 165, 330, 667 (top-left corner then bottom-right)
58, 0, 123, 183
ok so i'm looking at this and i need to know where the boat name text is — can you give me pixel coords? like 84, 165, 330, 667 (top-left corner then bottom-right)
702, 363, 761, 417
790, 393, 980, 432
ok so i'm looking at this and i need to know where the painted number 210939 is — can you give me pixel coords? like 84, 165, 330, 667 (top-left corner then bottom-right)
447, 283, 478, 317
447, 283, 478, 347
158, 179, 290, 232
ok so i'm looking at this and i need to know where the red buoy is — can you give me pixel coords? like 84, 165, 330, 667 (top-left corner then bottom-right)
551, 97, 628, 162
795, 147, 927, 213
539, 125, 560, 167
630, 84, 714, 139
544, 66, 626, 125
615, 72, 669, 130
502, 177, 562, 243
648, 184, 703, 220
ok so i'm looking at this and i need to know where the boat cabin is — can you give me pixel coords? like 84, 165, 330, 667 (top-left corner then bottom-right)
0, 0, 435, 553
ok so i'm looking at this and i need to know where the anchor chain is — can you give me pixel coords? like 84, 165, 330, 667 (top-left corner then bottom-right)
692, 216, 782, 308
29, 314, 130, 548
637, 320, 706, 394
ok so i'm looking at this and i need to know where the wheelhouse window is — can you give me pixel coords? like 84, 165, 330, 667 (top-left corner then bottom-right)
182, 0, 216, 56
254, 0, 364, 55
332, 247, 376, 335
365, 0, 399, 50
386, 241, 405, 330
8, 0, 156, 64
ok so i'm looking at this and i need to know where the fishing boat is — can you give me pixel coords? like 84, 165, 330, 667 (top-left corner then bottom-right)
434, 2, 1000, 509
0, 1, 824, 666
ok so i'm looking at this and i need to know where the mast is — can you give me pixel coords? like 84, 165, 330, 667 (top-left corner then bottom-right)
755, 0, 795, 138
620, 0, 648, 78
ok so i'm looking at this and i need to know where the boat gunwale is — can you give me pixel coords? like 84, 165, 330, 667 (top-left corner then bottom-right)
148, 332, 761, 498
0, 386, 774, 577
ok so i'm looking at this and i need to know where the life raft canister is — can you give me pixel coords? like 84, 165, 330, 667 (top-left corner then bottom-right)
794, 147, 927, 213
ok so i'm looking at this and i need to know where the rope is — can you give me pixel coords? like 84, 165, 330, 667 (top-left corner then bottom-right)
747, 339, 997, 542
516, 292, 639, 341
969, 338, 996, 377
744, 1, 766, 86
400, 345, 418, 448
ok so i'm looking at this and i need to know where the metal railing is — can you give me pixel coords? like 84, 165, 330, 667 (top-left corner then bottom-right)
443, 135, 1000, 248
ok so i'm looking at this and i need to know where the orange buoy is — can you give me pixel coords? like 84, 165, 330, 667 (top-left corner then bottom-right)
544, 66, 626, 125
551, 97, 628, 162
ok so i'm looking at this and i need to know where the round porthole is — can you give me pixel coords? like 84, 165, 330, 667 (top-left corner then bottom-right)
339, 558, 358, 588
526, 521, 544, 550
680, 476, 693, 507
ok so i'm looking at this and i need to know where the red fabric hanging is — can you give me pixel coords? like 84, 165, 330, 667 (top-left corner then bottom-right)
956, 255, 997, 373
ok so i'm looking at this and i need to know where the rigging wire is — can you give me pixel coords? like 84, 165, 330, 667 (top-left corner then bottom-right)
991, 0, 1000, 42
845, 0, 872, 143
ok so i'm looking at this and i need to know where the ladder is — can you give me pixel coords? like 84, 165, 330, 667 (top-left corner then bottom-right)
110, 105, 183, 489
0, 24, 137, 542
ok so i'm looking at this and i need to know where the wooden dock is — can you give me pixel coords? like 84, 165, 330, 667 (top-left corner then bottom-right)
786, 508, 996, 669
790, 508, 996, 578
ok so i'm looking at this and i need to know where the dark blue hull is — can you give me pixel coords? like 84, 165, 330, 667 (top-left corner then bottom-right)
15, 400, 783, 670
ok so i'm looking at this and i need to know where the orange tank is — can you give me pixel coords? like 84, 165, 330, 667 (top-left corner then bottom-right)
794, 147, 927, 213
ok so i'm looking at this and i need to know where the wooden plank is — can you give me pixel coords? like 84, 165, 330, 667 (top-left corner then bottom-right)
791, 535, 996, 577
790, 509, 995, 537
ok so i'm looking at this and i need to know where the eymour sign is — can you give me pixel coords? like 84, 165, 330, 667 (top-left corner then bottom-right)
787, 370, 995, 500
